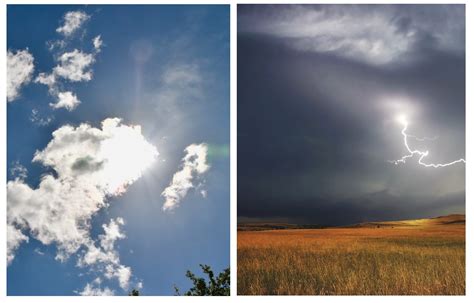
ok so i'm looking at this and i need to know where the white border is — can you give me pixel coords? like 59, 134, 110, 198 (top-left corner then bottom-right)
1, 0, 471, 301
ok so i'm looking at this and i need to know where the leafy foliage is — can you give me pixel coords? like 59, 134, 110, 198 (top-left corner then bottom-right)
175, 264, 230, 296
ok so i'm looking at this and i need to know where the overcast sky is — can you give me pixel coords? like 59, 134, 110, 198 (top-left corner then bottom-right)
7, 5, 229, 295
238, 4, 465, 225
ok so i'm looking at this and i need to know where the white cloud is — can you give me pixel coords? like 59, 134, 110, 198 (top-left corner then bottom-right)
30, 109, 54, 126
162, 143, 210, 211
56, 11, 90, 37
78, 283, 115, 296
35, 72, 56, 91
105, 264, 132, 290
7, 118, 158, 263
7, 49, 34, 102
50, 91, 81, 111
100, 217, 125, 251
35, 49, 99, 111
34, 248, 45, 256
10, 161, 28, 180
93, 35, 103, 52
239, 5, 465, 65
7, 224, 28, 265
36, 10, 102, 111
53, 49, 95, 82
78, 218, 132, 290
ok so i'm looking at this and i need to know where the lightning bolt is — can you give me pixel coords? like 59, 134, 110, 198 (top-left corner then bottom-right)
390, 116, 465, 168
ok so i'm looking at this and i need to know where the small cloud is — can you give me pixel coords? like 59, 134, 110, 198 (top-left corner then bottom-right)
162, 143, 210, 212
34, 248, 45, 256
7, 49, 35, 102
30, 109, 53, 126
78, 217, 132, 291
56, 11, 90, 37
10, 161, 28, 180
77, 283, 114, 296
35, 12, 102, 112
7, 224, 28, 265
53, 49, 95, 82
50, 91, 81, 111
93, 35, 103, 52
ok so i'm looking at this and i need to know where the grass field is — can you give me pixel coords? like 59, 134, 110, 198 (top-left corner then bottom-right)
238, 215, 465, 295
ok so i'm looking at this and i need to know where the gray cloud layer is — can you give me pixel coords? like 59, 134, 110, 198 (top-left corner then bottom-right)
238, 4, 464, 65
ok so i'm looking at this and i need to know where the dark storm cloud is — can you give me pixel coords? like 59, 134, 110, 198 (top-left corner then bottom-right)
237, 5, 465, 224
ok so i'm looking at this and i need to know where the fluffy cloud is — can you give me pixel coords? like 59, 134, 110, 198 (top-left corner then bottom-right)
78, 218, 132, 291
79, 283, 115, 296
7, 224, 28, 265
53, 49, 95, 82
7, 118, 158, 263
35, 72, 56, 89
56, 11, 90, 37
35, 47, 99, 110
35, 48, 95, 111
50, 91, 81, 111
7, 49, 35, 102
36, 11, 102, 111
100, 217, 125, 251
162, 143, 210, 211
239, 5, 465, 65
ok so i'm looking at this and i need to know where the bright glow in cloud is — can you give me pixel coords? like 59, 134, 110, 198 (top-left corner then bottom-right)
162, 143, 210, 211
56, 11, 90, 37
7, 118, 158, 263
7, 49, 35, 102
390, 115, 465, 168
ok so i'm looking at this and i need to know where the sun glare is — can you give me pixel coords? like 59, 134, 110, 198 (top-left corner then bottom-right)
98, 120, 159, 195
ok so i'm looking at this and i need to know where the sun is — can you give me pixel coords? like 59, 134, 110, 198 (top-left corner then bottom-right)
98, 119, 159, 195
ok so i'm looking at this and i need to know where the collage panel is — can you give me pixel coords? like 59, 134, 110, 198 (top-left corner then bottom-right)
7, 4, 230, 296
237, 4, 465, 295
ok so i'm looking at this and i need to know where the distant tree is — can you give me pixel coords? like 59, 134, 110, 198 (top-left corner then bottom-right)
128, 289, 140, 296
174, 264, 230, 296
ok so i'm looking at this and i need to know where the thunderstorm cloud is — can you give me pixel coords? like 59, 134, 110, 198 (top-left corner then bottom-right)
238, 4, 465, 225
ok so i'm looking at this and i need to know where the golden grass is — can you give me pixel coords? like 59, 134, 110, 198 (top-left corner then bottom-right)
238, 222, 465, 295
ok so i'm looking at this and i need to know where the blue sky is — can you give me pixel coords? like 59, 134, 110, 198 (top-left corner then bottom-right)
7, 5, 229, 295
